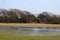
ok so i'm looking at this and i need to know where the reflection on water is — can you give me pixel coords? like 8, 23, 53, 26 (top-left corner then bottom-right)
0, 26, 60, 36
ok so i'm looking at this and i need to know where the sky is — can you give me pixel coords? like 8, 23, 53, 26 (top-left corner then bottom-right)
0, 0, 60, 15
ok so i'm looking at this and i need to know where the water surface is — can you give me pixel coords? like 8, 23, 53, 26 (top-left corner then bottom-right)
0, 26, 60, 36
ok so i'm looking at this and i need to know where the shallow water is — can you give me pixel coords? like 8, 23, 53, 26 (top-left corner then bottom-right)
0, 26, 60, 36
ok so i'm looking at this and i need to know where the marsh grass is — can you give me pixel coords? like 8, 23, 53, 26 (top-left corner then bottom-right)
0, 31, 60, 40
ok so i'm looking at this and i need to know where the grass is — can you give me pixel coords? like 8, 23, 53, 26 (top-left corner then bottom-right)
0, 32, 60, 40
0, 30, 59, 40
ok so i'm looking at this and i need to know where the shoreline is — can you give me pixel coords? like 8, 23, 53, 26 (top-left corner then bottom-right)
0, 23, 60, 28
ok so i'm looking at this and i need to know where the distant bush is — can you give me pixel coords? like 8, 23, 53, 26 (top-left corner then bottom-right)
0, 9, 60, 24
37, 12, 60, 24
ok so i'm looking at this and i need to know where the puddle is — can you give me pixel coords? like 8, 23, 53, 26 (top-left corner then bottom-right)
0, 26, 60, 36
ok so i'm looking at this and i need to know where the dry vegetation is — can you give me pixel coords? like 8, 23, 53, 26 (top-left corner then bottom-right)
0, 23, 60, 28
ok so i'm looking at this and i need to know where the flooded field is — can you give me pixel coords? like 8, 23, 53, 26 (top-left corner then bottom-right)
0, 26, 60, 36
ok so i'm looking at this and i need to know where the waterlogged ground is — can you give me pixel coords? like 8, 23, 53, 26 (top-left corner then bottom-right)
0, 26, 60, 36
0, 34, 60, 40
0, 26, 60, 40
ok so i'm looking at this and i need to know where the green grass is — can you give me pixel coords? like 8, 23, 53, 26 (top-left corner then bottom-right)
0, 33, 60, 40
0, 30, 60, 40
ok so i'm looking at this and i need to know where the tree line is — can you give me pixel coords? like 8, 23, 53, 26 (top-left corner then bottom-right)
0, 9, 60, 24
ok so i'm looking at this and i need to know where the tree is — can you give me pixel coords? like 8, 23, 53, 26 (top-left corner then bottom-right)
20, 11, 37, 23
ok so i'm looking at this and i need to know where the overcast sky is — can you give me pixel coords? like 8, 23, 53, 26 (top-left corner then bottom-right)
0, 0, 60, 15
